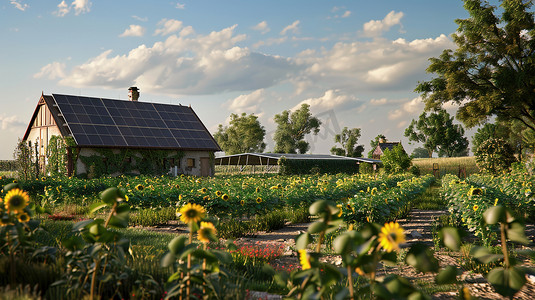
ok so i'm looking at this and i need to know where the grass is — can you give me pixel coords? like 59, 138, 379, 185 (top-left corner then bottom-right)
412, 182, 446, 210
412, 157, 479, 178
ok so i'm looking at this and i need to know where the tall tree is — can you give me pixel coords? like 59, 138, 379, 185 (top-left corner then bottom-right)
213, 113, 266, 155
330, 127, 365, 157
273, 104, 321, 154
404, 109, 469, 158
416, 0, 535, 133
367, 134, 386, 158
411, 147, 430, 159
472, 123, 509, 153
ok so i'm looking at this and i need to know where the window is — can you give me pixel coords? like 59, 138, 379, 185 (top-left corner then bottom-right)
187, 158, 195, 168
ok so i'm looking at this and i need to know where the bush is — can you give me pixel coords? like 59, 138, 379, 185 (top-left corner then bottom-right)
381, 144, 411, 174
475, 138, 517, 174
278, 157, 359, 175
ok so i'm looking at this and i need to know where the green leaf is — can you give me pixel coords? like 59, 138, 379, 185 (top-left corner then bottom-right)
296, 232, 311, 250
115, 203, 131, 217
440, 227, 462, 251
436, 266, 459, 284
407, 291, 431, 300
62, 235, 84, 251
381, 251, 397, 266
335, 288, 350, 300
168, 236, 187, 255
487, 267, 526, 298
309, 200, 328, 215
161, 252, 176, 268
333, 233, 352, 254
89, 201, 108, 214
483, 205, 506, 225
3, 183, 21, 192
470, 246, 503, 264
107, 215, 128, 228
72, 219, 96, 232
226, 239, 237, 251
405, 243, 439, 273
507, 221, 530, 245
100, 187, 119, 205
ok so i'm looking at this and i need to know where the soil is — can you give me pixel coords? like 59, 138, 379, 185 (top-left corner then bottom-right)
144, 210, 535, 299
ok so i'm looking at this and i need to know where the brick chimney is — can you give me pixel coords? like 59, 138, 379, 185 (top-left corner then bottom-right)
128, 87, 139, 101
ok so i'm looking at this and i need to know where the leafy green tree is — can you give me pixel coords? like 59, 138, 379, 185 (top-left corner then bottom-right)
472, 123, 509, 153
273, 104, 321, 154
330, 127, 364, 157
411, 147, 429, 159
367, 134, 386, 158
475, 138, 517, 174
213, 113, 266, 155
416, 0, 535, 132
404, 109, 468, 158
381, 144, 412, 174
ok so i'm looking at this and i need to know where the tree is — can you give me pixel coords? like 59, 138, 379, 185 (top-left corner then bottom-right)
367, 134, 387, 158
381, 144, 412, 174
273, 104, 321, 154
416, 0, 535, 133
411, 147, 429, 159
404, 109, 469, 158
475, 138, 517, 174
330, 127, 365, 157
213, 113, 266, 155
472, 123, 509, 153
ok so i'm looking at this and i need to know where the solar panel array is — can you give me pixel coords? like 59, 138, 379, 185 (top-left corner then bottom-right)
52, 94, 220, 150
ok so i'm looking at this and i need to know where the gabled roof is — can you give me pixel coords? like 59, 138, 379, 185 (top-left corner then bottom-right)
215, 153, 381, 165
24, 93, 220, 151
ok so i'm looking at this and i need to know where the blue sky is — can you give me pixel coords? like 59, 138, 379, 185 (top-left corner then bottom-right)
1, 0, 488, 160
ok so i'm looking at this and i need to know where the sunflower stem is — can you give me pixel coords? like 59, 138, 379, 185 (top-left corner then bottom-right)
347, 265, 354, 300
186, 224, 193, 299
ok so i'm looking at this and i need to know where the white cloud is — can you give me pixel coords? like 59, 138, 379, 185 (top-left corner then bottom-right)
55, 24, 298, 95
252, 21, 270, 34
119, 25, 145, 37
291, 90, 359, 113
33, 62, 66, 79
388, 97, 424, 120
397, 120, 408, 128
176, 2, 185, 9
341, 11, 351, 18
10, 1, 29, 11
0, 115, 26, 131
280, 20, 300, 35
72, 0, 91, 15
226, 89, 265, 113
253, 37, 287, 48
370, 98, 387, 105
362, 11, 403, 37
132, 15, 148, 22
54, 1, 69, 17
154, 19, 183, 36
179, 26, 194, 37
53, 0, 91, 17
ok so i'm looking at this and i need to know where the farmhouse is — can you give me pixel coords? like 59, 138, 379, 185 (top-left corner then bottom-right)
22, 88, 221, 177
372, 140, 405, 160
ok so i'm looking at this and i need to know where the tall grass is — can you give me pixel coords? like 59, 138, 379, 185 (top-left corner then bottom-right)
412, 156, 479, 178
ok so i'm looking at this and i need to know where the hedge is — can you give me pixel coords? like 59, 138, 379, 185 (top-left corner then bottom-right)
278, 157, 359, 175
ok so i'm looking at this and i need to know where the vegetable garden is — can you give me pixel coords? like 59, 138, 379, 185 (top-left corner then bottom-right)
0, 168, 534, 299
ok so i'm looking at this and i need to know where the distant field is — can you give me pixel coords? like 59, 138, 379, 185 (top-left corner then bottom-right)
412, 156, 479, 178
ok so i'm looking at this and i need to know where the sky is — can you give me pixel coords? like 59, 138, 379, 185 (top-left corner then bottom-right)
0, 0, 493, 160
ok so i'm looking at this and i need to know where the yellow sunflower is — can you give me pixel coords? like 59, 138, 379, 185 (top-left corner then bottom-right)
17, 212, 30, 223
221, 194, 229, 201
378, 222, 406, 252
240, 200, 245, 206
494, 198, 499, 206
336, 204, 343, 217
467, 187, 483, 197
199, 188, 208, 193
135, 184, 144, 191
215, 191, 222, 197
298, 249, 311, 270
255, 187, 260, 193
473, 205, 479, 212
256, 197, 263, 204
197, 222, 217, 243
178, 203, 206, 224
370, 187, 377, 196
4, 189, 30, 214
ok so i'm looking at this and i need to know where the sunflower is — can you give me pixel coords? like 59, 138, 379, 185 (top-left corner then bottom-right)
298, 249, 311, 270
378, 222, 406, 252
179, 194, 183, 201
256, 197, 263, 204
215, 191, 222, 197
255, 187, 260, 193
467, 187, 483, 197
197, 222, 217, 243
336, 204, 343, 217
178, 203, 206, 224
17, 212, 30, 223
135, 184, 144, 191
240, 200, 245, 206
199, 188, 208, 193
4, 189, 30, 213
221, 194, 229, 201
473, 205, 479, 212
494, 198, 499, 206
370, 187, 377, 196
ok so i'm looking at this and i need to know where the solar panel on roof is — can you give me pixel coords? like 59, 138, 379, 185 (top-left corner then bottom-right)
51, 94, 219, 150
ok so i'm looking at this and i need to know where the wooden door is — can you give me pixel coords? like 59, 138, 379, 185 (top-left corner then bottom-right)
200, 157, 210, 177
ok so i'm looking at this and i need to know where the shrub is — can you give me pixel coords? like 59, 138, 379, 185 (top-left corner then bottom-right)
475, 138, 517, 174
381, 144, 411, 174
